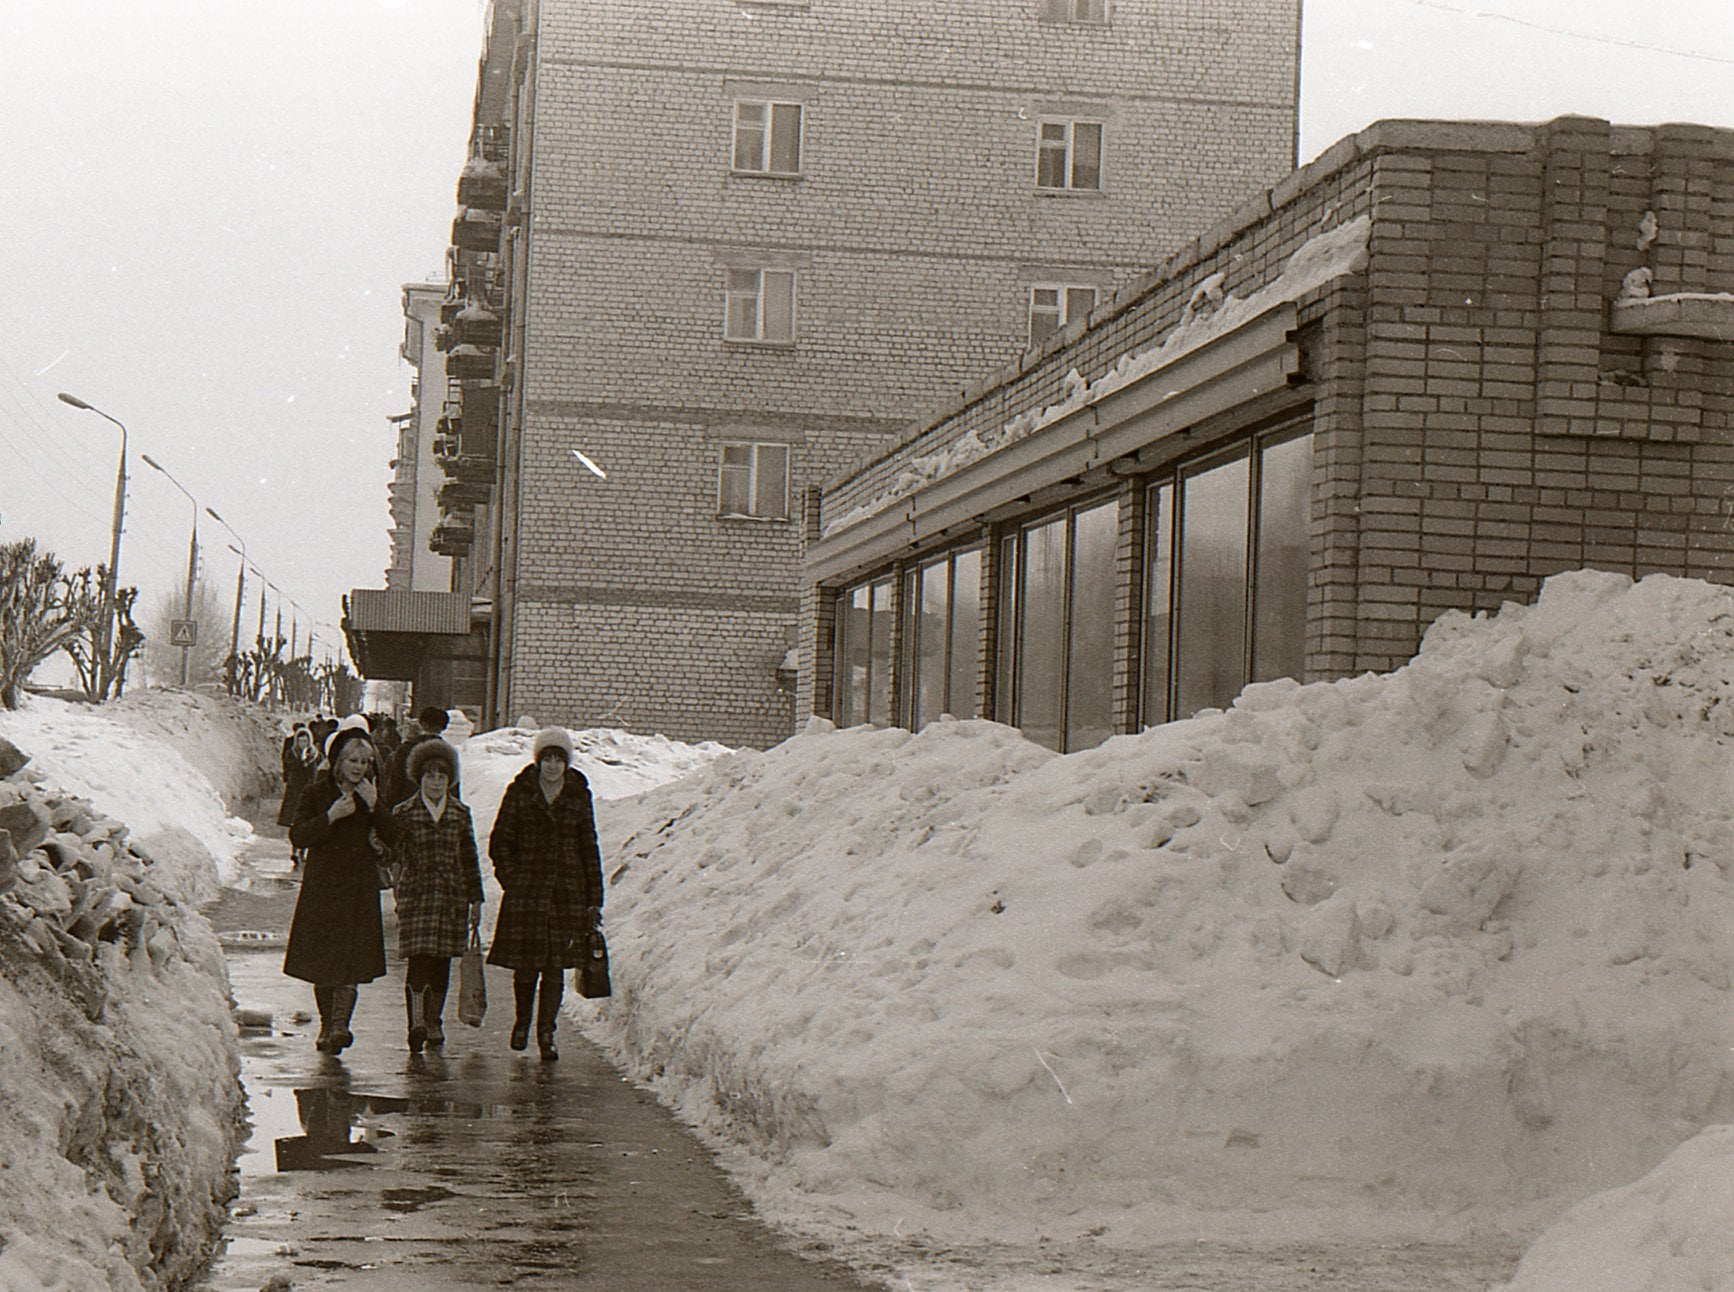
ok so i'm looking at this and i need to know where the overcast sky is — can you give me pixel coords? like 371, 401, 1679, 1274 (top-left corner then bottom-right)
3, 0, 1731, 667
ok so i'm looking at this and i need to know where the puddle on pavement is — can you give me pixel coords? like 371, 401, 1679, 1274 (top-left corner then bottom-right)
380, 1184, 459, 1212
238, 1081, 521, 1181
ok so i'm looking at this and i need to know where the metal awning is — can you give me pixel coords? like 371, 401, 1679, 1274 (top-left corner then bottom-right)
805, 301, 1301, 585
343, 590, 474, 680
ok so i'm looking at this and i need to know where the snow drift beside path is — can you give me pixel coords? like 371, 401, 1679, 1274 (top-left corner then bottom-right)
0, 689, 281, 900
582, 569, 1734, 1264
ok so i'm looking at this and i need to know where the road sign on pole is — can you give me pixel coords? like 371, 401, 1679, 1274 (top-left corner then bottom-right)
169, 619, 199, 648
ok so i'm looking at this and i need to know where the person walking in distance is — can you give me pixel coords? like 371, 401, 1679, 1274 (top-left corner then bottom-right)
487, 727, 603, 1061
284, 716, 392, 1054
388, 738, 483, 1053
278, 724, 319, 869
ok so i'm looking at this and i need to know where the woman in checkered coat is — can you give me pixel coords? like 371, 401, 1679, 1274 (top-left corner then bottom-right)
389, 738, 484, 1053
486, 726, 603, 1061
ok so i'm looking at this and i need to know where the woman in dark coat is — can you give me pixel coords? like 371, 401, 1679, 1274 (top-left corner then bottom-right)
277, 726, 319, 864
284, 718, 392, 1054
487, 726, 603, 1060
389, 738, 483, 1053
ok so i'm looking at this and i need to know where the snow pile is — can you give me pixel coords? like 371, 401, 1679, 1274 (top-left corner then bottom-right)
580, 569, 1734, 1263
1494, 1124, 1734, 1291
0, 689, 280, 900
0, 745, 242, 1290
822, 216, 1369, 538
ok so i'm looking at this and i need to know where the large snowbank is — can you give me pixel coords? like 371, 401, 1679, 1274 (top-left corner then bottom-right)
0, 693, 259, 1290
567, 569, 1734, 1275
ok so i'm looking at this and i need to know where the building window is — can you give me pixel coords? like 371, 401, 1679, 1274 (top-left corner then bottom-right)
834, 577, 896, 727
1029, 284, 1097, 345
733, 100, 803, 174
1039, 0, 1109, 22
1142, 426, 1312, 726
1000, 496, 1119, 752
725, 268, 796, 342
1036, 120, 1102, 191
901, 547, 982, 729
718, 443, 790, 519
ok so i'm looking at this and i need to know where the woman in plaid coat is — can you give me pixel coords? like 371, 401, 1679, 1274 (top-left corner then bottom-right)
389, 738, 483, 1053
486, 726, 603, 1060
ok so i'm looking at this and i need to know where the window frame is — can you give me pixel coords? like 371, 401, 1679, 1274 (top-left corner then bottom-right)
716, 441, 791, 520
1035, 119, 1103, 192
899, 545, 983, 729
731, 98, 804, 176
1028, 283, 1099, 345
724, 267, 797, 344
1038, 0, 1110, 23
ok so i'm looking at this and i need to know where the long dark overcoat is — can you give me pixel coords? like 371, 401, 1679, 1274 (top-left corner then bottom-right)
277, 744, 318, 827
486, 764, 603, 970
283, 772, 391, 986
390, 794, 484, 959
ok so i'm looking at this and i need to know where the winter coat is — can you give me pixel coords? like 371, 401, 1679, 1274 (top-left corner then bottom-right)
277, 743, 318, 827
485, 764, 603, 970
389, 794, 484, 960
283, 771, 392, 986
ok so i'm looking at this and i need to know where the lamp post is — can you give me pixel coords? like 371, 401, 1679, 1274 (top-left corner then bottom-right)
206, 508, 247, 678
56, 392, 128, 699
141, 453, 199, 687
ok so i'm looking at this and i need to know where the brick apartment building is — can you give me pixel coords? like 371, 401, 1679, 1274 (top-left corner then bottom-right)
343, 0, 1301, 744
803, 117, 1734, 751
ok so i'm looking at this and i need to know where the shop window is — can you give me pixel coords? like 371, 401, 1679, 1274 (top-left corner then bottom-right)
902, 548, 984, 729
1142, 427, 1311, 725
733, 100, 803, 174
834, 577, 895, 727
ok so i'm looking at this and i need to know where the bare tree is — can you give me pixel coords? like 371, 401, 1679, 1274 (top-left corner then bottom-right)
141, 581, 229, 688
0, 539, 101, 709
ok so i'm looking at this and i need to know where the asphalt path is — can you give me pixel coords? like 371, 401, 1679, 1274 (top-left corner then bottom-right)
198, 816, 878, 1291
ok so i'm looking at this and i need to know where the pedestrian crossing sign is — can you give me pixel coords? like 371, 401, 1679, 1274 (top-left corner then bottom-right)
169, 619, 198, 647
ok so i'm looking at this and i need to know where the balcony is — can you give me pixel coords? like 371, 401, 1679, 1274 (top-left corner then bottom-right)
430, 518, 475, 558
451, 304, 503, 349
451, 207, 502, 253
439, 479, 492, 513
447, 344, 495, 381
457, 157, 508, 210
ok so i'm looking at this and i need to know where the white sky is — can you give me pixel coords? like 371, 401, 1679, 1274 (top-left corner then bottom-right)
2, 0, 1730, 662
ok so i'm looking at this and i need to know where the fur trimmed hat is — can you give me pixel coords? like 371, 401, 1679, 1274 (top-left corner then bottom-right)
531, 726, 574, 764
324, 714, 372, 763
406, 737, 460, 786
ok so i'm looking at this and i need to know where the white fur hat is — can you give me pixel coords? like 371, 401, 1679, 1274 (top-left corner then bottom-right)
531, 726, 574, 764
324, 713, 371, 761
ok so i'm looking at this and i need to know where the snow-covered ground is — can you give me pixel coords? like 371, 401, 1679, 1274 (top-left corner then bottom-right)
4, 571, 1733, 1290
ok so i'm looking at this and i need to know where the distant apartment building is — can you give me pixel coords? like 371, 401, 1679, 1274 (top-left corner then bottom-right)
346, 0, 1301, 744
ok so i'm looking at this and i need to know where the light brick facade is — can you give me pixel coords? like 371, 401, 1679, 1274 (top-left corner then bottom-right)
465, 0, 1299, 747
805, 118, 1734, 741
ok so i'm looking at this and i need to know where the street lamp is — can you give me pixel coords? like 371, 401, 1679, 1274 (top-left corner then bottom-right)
56, 392, 128, 698
140, 453, 199, 687
206, 508, 247, 669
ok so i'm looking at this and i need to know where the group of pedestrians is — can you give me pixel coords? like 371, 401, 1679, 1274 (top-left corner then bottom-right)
278, 709, 604, 1063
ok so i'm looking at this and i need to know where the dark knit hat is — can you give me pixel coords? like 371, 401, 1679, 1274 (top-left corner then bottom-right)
417, 705, 450, 733
406, 737, 459, 786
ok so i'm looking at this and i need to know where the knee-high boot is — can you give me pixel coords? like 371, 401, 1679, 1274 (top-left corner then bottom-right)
536, 970, 564, 1061
424, 982, 446, 1047
313, 985, 336, 1053
331, 985, 358, 1054
510, 975, 535, 1051
405, 982, 427, 1053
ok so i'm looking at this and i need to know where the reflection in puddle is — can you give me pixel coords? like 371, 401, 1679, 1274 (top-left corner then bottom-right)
275, 1088, 407, 1173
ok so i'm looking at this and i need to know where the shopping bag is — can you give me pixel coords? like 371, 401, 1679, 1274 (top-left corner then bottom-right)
576, 919, 611, 1000
457, 929, 487, 1026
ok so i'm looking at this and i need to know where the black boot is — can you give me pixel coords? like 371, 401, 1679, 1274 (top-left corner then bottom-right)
536, 970, 564, 1061
405, 983, 426, 1054
313, 985, 336, 1053
331, 985, 358, 1054
510, 975, 535, 1051
424, 984, 446, 1048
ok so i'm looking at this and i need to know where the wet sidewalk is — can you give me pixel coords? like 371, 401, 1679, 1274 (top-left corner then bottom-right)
201, 826, 877, 1291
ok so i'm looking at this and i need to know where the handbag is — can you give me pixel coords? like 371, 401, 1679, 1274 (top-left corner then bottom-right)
457, 928, 487, 1026
576, 921, 612, 1000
